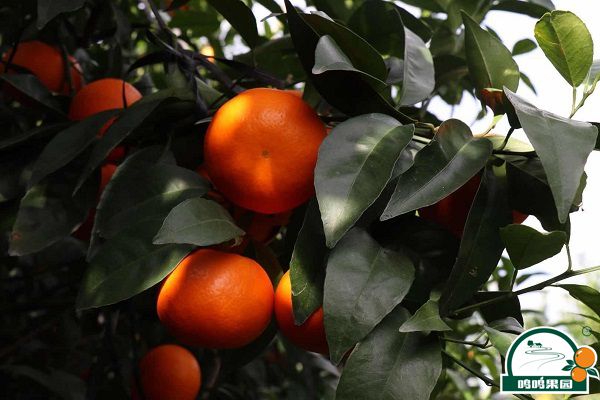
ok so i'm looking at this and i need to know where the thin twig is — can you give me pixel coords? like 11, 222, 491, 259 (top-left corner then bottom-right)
442, 349, 498, 387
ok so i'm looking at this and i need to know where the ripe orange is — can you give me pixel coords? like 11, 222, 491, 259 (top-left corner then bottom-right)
139, 344, 201, 400
68, 78, 142, 133
419, 174, 527, 237
575, 346, 597, 368
571, 367, 587, 382
274, 271, 328, 354
157, 249, 274, 349
204, 88, 326, 214
2, 41, 83, 95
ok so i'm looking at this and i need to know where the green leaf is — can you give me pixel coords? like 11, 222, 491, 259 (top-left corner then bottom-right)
335, 307, 442, 400
284, 0, 412, 123
0, 74, 65, 115
77, 219, 193, 310
75, 89, 192, 193
398, 300, 451, 333
9, 158, 97, 256
558, 284, 600, 318
290, 200, 327, 325
37, 0, 86, 29
0, 123, 69, 151
206, 0, 259, 48
93, 148, 209, 242
381, 119, 493, 220
462, 12, 520, 94
512, 38, 537, 56
500, 224, 566, 269
484, 326, 517, 357
153, 198, 244, 246
315, 114, 413, 247
440, 165, 513, 315
2, 365, 85, 400
491, 0, 554, 19
400, 28, 435, 105
584, 60, 600, 90
534, 10, 593, 87
504, 89, 597, 223
324, 228, 415, 364
29, 110, 119, 187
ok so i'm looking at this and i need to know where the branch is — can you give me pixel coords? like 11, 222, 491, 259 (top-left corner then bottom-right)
442, 349, 498, 387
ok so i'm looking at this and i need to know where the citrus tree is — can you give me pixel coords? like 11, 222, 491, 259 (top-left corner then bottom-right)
1, 0, 600, 399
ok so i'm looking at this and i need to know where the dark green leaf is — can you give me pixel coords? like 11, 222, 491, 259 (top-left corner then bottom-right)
534, 10, 593, 87
290, 199, 327, 325
315, 114, 413, 247
381, 119, 493, 220
77, 219, 193, 310
0, 123, 69, 151
440, 165, 513, 315
500, 224, 566, 269
335, 307, 442, 400
29, 110, 119, 187
504, 89, 597, 223
558, 284, 600, 318
74, 89, 193, 193
2, 366, 85, 400
206, 0, 259, 48
37, 0, 86, 29
153, 198, 244, 246
0, 74, 65, 115
488, 316, 524, 334
512, 38, 537, 56
9, 158, 97, 256
398, 300, 451, 333
491, 0, 554, 18
462, 12, 520, 94
324, 228, 414, 364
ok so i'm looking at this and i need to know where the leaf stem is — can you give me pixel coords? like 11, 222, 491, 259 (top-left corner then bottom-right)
441, 349, 498, 387
498, 127, 515, 151
452, 264, 600, 315
570, 86, 577, 118
570, 80, 599, 118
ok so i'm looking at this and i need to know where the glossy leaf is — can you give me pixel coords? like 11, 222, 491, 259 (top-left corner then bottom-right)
504, 89, 597, 223
462, 12, 520, 94
153, 198, 244, 246
400, 28, 435, 105
440, 165, 513, 315
0, 123, 69, 151
398, 300, 451, 333
335, 307, 442, 400
381, 119, 492, 220
491, 0, 554, 18
324, 228, 414, 364
37, 0, 86, 29
75, 89, 193, 193
77, 219, 193, 310
534, 11, 593, 87
206, 0, 259, 48
500, 224, 566, 269
558, 284, 600, 318
284, 0, 412, 123
315, 114, 413, 247
29, 110, 119, 187
290, 200, 327, 325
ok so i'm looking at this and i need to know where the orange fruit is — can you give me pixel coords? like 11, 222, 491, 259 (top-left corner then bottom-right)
2, 41, 83, 95
68, 78, 142, 134
571, 366, 587, 382
139, 344, 201, 400
419, 174, 527, 237
575, 346, 597, 368
274, 271, 328, 354
204, 88, 326, 214
157, 249, 274, 349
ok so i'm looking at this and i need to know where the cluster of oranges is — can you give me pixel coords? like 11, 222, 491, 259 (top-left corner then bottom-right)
570, 347, 597, 382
